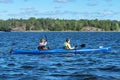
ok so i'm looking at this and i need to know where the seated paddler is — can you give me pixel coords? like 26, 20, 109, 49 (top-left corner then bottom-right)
63, 38, 75, 49
38, 38, 47, 50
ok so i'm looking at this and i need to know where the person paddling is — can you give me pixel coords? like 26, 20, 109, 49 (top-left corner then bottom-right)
38, 38, 47, 50
63, 38, 75, 49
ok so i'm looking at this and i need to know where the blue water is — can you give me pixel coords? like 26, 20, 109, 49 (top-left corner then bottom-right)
0, 32, 120, 80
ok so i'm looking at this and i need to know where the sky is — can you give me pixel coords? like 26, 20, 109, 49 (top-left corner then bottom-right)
0, 0, 119, 20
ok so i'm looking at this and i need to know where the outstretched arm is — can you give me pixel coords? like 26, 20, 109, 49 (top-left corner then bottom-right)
67, 44, 74, 49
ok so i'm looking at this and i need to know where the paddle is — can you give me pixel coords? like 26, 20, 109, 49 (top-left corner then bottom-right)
9, 48, 13, 54
80, 44, 86, 48
45, 34, 50, 49
9, 37, 17, 54
45, 34, 48, 42
75, 44, 86, 48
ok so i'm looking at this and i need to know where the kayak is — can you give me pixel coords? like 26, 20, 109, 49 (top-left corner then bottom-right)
12, 47, 111, 54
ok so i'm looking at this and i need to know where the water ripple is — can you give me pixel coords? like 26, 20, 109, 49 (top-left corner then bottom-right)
0, 32, 120, 80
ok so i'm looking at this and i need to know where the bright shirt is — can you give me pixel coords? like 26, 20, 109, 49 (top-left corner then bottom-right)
38, 42, 47, 46
38, 42, 47, 50
63, 42, 74, 49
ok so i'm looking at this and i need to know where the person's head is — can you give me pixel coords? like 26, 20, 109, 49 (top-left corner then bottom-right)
66, 38, 70, 43
40, 38, 45, 43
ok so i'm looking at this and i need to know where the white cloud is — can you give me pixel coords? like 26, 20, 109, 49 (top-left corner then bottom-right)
104, 0, 112, 2
7, 8, 120, 20
87, 1, 98, 6
54, 0, 73, 3
23, 0, 28, 2
54, 6, 62, 9
20, 6, 35, 11
8, 6, 39, 17
0, 0, 13, 3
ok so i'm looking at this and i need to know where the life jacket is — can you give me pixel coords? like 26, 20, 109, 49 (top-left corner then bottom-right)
63, 42, 70, 49
38, 46, 46, 50
38, 43, 46, 50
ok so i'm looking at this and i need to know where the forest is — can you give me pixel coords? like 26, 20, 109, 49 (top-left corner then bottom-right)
0, 17, 120, 32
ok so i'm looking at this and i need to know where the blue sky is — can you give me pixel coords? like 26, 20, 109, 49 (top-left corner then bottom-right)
0, 0, 119, 20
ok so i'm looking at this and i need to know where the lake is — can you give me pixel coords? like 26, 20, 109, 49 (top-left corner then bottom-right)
0, 32, 120, 80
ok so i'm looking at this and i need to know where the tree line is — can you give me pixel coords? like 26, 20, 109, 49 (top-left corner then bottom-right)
0, 17, 120, 31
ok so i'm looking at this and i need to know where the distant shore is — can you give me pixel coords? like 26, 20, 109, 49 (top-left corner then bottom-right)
1, 18, 120, 32
1, 30, 119, 32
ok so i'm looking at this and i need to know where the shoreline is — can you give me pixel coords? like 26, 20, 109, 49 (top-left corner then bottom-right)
18, 30, 120, 32
1, 30, 119, 32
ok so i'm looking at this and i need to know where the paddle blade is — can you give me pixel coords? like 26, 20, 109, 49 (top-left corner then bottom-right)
45, 34, 48, 41
81, 44, 86, 48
